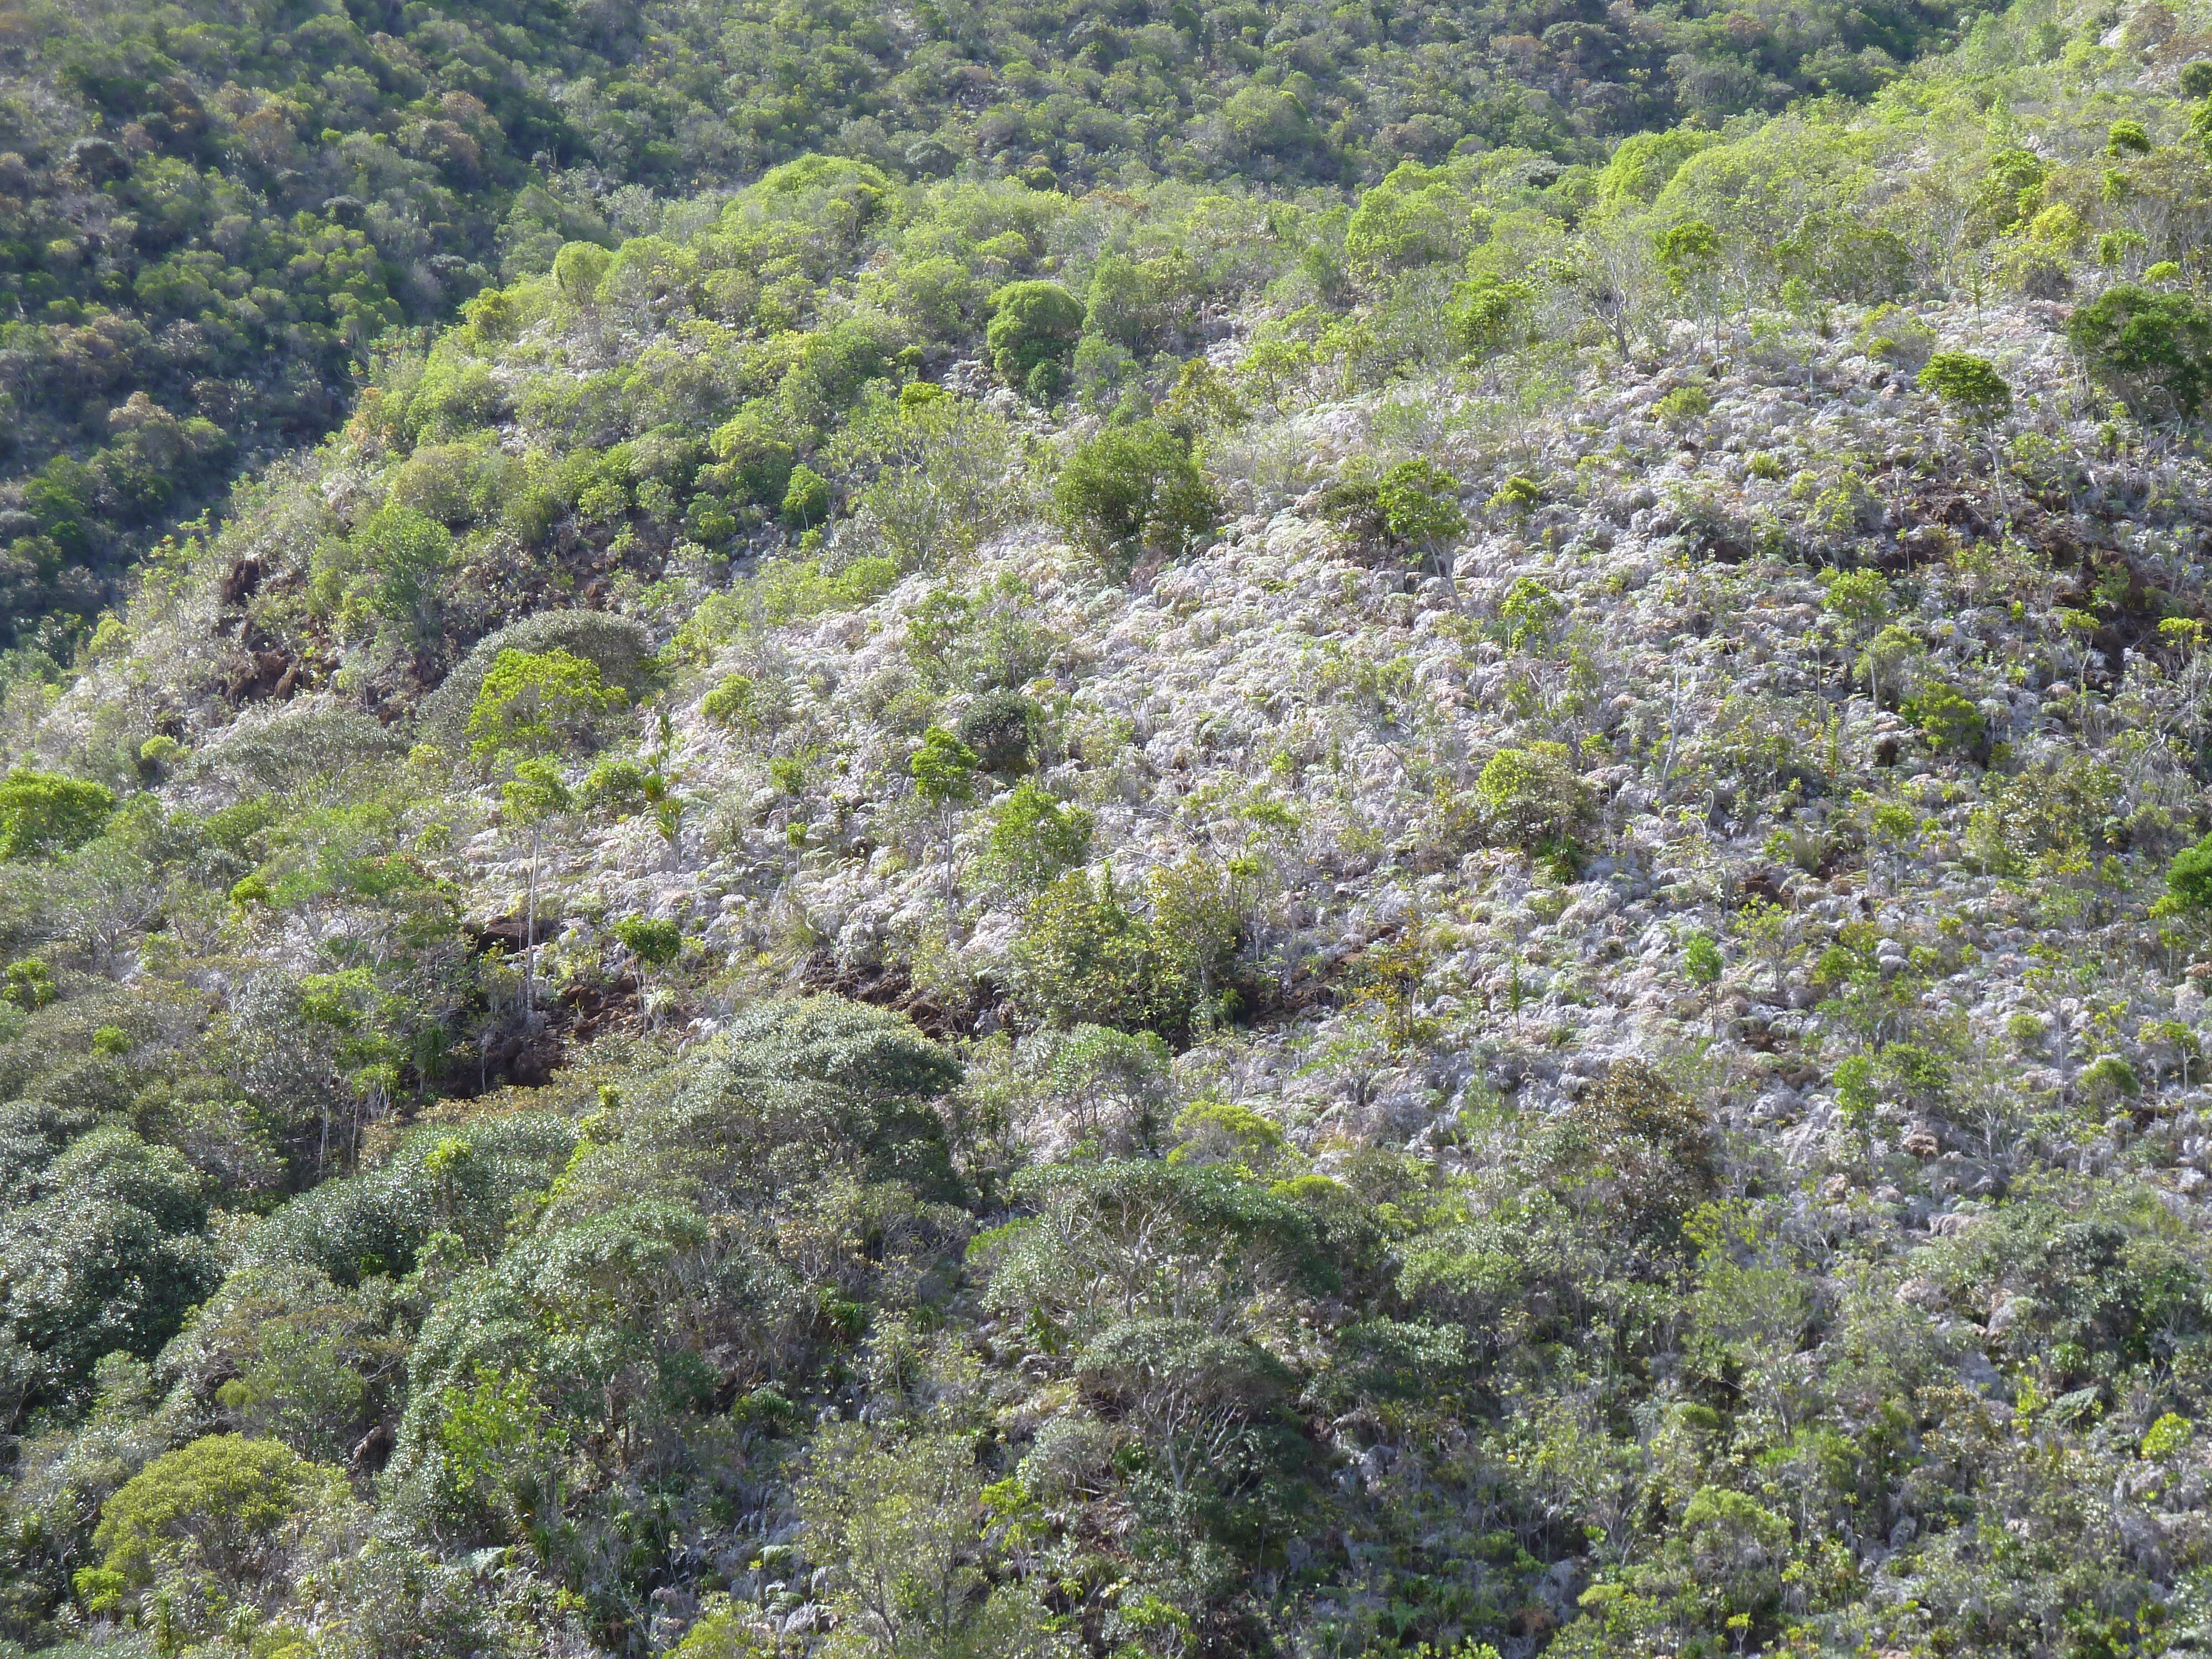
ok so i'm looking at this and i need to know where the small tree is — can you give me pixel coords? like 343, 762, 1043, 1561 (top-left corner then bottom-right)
1475, 743, 1593, 872
1357, 927, 1432, 1047
799, 1426, 1061, 1659
1918, 351, 2012, 514
2155, 831, 2212, 961
1046, 1022, 1173, 1152
1161, 357, 1250, 440
988, 779, 1093, 891
468, 650, 619, 1023
465, 648, 624, 768
2066, 285, 2212, 419
89, 1434, 341, 1626
1859, 623, 1923, 711
296, 967, 405, 1173
501, 759, 570, 1022
1076, 1317, 1291, 1496
955, 688, 1037, 775
910, 725, 980, 926
1917, 351, 2011, 422
613, 916, 682, 1030
1014, 864, 1235, 1034
1822, 568, 1890, 697
1905, 679, 1985, 754
1655, 218, 1726, 349
552, 240, 611, 302
2166, 831, 2212, 913
1683, 930, 1724, 1025
985, 280, 1085, 400
1055, 420, 1217, 571
353, 504, 453, 650
0, 767, 115, 859
780, 464, 830, 529
1375, 458, 1467, 582
1736, 898, 1795, 999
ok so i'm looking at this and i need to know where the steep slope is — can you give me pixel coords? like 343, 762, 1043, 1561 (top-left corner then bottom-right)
0, 0, 1972, 658
9, 2, 2212, 1656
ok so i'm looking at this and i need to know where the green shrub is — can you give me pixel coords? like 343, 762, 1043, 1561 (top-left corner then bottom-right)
2161, 830, 2212, 914
583, 757, 671, 820
2067, 285, 2212, 418
92, 1434, 341, 1598
4, 958, 58, 1010
0, 768, 116, 859
246, 1116, 578, 1284
1345, 160, 1477, 273
1014, 860, 1238, 1033
1449, 275, 1535, 359
707, 407, 799, 507
1904, 680, 1985, 754
987, 780, 1093, 891
780, 464, 831, 528
1917, 352, 2012, 421
749, 555, 901, 624
1474, 744, 1593, 862
465, 648, 625, 764
1054, 420, 1215, 566
1375, 459, 1467, 552
2080, 1055, 2140, 1105
985, 281, 1084, 400
1, 1126, 219, 1399
552, 240, 613, 301
909, 726, 979, 817
702, 674, 761, 730
1486, 474, 1542, 515
344, 504, 454, 645
956, 689, 1037, 774
419, 612, 657, 755
1855, 302, 1937, 368
614, 917, 682, 966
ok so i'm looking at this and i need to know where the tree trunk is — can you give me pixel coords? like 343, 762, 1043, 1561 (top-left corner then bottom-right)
941, 806, 959, 933
525, 823, 540, 1024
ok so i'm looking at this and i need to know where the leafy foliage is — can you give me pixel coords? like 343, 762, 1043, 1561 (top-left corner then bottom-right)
0, 769, 114, 859
18, 6, 2212, 1659
1054, 419, 1216, 566
2067, 285, 2212, 418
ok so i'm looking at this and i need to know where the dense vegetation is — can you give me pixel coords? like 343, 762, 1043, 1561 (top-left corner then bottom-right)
15, 0, 2212, 1655
0, 0, 1975, 660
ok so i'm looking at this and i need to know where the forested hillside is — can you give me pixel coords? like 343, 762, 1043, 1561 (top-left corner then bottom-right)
0, 0, 1960, 659
12, 0, 2212, 1654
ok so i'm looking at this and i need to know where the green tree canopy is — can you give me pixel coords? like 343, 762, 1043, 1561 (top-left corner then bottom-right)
92, 1434, 340, 1596
466, 649, 625, 765
1054, 420, 1216, 566
2067, 285, 2212, 418
1917, 352, 2013, 422
0, 769, 116, 860
986, 281, 1086, 400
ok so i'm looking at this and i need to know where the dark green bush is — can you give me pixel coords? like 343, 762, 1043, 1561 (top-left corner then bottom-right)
244, 1116, 578, 1285
956, 689, 1039, 774
986, 282, 1086, 400
2067, 285, 2212, 418
1053, 420, 1216, 567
